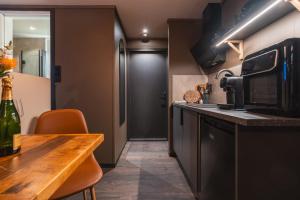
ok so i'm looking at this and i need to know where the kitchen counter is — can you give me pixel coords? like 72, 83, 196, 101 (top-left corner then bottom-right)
173, 103, 300, 127
173, 103, 300, 200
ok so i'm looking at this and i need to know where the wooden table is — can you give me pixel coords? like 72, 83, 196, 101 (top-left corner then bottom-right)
0, 134, 104, 200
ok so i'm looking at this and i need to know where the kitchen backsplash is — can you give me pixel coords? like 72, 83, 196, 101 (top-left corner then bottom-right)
207, 64, 242, 104
172, 75, 207, 102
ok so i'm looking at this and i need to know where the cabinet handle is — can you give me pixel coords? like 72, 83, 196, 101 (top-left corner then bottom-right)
209, 133, 215, 140
180, 109, 184, 125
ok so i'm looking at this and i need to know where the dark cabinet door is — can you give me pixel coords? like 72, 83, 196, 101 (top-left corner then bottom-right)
200, 117, 235, 200
182, 109, 198, 194
173, 106, 183, 159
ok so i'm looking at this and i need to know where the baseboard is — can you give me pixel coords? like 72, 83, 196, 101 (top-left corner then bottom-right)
100, 163, 116, 168
129, 138, 168, 141
169, 151, 176, 157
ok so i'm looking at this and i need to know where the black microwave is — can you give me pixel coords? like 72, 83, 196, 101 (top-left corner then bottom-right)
241, 38, 300, 117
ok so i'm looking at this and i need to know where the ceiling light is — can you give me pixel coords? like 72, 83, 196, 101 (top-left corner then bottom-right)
143, 28, 148, 34
216, 0, 283, 47
29, 26, 36, 31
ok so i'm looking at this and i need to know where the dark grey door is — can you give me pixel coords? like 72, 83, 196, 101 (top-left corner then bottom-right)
128, 51, 167, 139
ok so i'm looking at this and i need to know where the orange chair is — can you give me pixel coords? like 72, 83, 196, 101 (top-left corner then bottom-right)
35, 109, 103, 200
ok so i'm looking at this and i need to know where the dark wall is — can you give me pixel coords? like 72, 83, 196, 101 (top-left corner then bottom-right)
55, 8, 115, 164
113, 14, 127, 163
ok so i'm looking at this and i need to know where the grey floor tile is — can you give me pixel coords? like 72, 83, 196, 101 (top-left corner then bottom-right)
64, 141, 194, 200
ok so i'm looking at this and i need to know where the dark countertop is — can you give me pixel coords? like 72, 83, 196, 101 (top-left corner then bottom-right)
174, 103, 300, 127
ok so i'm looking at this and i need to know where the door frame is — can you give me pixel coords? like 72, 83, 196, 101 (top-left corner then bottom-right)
127, 48, 169, 140
0, 6, 56, 109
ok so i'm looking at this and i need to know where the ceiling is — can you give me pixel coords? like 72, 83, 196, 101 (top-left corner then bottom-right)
0, 0, 220, 38
13, 18, 50, 38
0, 11, 51, 38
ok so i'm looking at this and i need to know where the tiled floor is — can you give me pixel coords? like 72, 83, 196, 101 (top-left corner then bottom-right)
66, 141, 194, 200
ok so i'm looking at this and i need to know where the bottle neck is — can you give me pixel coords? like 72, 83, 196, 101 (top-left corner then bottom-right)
1, 77, 13, 101
2, 87, 12, 101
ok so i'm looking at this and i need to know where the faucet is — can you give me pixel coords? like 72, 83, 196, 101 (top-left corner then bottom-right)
215, 69, 235, 79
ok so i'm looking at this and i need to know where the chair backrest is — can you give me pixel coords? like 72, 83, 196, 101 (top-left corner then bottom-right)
35, 109, 89, 134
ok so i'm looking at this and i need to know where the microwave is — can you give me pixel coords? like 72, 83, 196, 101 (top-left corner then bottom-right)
241, 38, 300, 117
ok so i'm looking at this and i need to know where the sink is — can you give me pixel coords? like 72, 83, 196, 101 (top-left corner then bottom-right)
186, 103, 217, 108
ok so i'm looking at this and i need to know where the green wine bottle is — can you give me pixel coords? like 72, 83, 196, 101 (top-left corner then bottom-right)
0, 77, 21, 157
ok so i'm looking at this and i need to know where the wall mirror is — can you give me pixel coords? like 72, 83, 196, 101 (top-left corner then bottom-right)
119, 39, 126, 125
0, 11, 51, 79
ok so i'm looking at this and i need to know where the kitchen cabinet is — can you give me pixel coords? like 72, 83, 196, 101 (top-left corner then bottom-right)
182, 109, 198, 194
173, 103, 300, 200
199, 116, 235, 200
172, 107, 198, 196
173, 106, 183, 159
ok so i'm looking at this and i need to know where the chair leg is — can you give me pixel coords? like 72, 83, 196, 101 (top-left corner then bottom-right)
83, 190, 88, 200
90, 186, 96, 200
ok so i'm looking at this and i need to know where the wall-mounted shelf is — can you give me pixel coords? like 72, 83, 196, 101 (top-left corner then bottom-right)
226, 40, 244, 60
288, 0, 300, 11
215, 1, 295, 48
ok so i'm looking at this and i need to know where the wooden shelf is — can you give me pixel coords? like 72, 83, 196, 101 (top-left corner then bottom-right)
226, 40, 244, 60
288, 0, 300, 11
215, 1, 294, 47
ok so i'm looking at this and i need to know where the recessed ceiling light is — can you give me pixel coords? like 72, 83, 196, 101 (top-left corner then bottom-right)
143, 28, 148, 34
29, 26, 36, 31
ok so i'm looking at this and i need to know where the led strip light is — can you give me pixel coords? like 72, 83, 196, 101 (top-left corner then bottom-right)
216, 0, 285, 47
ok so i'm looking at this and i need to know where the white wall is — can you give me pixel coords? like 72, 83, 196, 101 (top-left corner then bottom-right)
0, 73, 51, 134
0, 14, 4, 48
4, 17, 13, 44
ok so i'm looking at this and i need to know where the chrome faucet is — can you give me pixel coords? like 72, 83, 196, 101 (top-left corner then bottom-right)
215, 69, 235, 79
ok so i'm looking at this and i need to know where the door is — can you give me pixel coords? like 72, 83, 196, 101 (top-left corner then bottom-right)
20, 49, 46, 77
128, 51, 167, 139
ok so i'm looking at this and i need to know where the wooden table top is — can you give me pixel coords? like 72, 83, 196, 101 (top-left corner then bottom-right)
0, 134, 104, 200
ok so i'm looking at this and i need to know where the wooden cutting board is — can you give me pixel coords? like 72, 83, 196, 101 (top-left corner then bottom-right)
184, 90, 201, 103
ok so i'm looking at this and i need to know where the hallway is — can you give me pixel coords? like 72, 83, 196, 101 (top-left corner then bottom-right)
67, 141, 194, 200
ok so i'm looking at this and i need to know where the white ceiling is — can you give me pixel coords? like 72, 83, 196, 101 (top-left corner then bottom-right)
0, 11, 51, 38
13, 18, 50, 38
0, 0, 220, 38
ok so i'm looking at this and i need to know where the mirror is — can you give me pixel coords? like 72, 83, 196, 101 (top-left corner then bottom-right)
0, 11, 51, 78
119, 39, 126, 125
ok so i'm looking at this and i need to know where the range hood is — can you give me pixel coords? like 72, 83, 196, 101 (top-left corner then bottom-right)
191, 3, 225, 69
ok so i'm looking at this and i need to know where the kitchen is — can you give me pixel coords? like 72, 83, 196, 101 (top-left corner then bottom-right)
0, 0, 300, 200
171, 0, 300, 200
